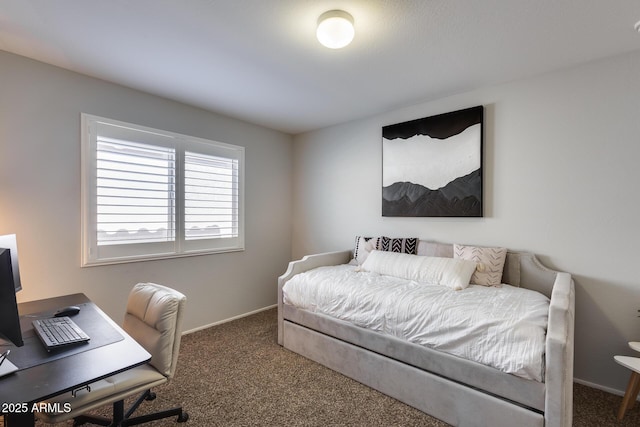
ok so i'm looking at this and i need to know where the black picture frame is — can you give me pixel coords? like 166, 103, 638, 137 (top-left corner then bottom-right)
382, 106, 484, 217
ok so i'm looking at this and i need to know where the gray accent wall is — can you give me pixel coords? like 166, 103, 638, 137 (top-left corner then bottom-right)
0, 51, 292, 333
291, 50, 640, 394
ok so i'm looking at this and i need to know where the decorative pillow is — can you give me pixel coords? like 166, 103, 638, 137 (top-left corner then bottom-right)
378, 237, 418, 255
453, 244, 507, 287
352, 236, 380, 265
361, 250, 477, 290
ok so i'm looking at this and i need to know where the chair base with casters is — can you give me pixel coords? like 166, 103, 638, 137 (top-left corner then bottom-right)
38, 359, 189, 426
614, 355, 640, 420
72, 389, 188, 426
37, 283, 188, 426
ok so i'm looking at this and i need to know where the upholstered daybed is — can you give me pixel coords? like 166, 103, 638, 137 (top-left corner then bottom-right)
277, 240, 574, 427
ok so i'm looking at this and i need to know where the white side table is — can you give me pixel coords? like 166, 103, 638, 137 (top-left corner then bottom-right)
614, 355, 640, 420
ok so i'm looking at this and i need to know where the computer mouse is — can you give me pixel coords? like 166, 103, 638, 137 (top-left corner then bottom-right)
54, 305, 81, 317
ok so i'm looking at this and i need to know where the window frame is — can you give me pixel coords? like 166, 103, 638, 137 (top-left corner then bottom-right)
81, 113, 245, 267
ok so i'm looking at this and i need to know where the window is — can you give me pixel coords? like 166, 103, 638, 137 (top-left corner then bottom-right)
81, 114, 244, 266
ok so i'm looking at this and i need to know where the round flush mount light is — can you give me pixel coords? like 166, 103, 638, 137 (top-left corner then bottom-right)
316, 10, 355, 49
635, 19, 640, 32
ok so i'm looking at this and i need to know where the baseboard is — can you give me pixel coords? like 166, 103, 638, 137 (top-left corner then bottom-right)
574, 377, 638, 400
182, 304, 277, 335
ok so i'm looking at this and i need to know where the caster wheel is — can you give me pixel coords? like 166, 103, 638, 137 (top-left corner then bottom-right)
177, 411, 189, 423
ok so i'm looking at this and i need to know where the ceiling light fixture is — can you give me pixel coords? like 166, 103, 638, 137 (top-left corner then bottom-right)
316, 10, 355, 49
635, 20, 640, 33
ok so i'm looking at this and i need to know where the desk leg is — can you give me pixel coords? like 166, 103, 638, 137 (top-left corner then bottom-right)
5, 411, 35, 427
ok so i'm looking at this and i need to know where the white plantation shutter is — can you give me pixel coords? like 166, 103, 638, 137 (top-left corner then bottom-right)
97, 138, 176, 245
184, 152, 239, 240
82, 114, 244, 266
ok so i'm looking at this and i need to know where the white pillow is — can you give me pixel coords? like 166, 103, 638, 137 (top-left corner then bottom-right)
361, 250, 477, 290
351, 236, 380, 265
453, 244, 507, 287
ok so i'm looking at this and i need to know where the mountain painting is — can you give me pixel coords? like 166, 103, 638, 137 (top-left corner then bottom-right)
382, 106, 483, 217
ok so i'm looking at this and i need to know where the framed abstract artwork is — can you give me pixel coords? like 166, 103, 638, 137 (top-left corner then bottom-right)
382, 106, 484, 217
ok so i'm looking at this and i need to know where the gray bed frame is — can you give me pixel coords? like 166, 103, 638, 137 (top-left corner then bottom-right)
277, 242, 575, 427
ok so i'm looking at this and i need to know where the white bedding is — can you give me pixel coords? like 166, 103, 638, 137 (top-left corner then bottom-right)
282, 264, 550, 381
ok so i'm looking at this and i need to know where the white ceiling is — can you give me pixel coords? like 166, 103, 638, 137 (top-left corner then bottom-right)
1, 1, 639, 134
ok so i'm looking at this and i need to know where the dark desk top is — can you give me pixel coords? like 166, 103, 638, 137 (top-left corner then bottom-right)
0, 293, 151, 405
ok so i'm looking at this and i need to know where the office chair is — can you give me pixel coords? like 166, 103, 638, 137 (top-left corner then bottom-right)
37, 282, 188, 426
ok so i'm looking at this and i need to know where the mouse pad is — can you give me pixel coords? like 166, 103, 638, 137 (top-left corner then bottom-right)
10, 302, 124, 370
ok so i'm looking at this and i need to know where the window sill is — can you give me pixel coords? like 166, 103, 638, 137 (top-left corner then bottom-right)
81, 246, 245, 267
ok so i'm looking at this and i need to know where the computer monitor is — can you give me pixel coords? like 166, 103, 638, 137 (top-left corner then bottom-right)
0, 234, 24, 347
0, 234, 22, 292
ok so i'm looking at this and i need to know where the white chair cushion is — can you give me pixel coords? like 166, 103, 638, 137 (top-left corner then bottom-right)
123, 282, 186, 377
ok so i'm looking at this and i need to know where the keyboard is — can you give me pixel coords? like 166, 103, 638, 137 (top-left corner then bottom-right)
32, 317, 90, 351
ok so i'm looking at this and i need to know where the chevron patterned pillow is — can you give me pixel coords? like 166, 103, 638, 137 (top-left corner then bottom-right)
453, 244, 507, 287
378, 237, 418, 255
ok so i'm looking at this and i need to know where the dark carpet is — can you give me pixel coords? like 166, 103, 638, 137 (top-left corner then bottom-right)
33, 308, 640, 426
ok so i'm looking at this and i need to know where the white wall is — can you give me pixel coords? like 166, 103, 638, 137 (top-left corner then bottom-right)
292, 50, 640, 393
0, 51, 293, 331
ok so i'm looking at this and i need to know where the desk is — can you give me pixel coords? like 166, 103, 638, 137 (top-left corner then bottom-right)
0, 294, 151, 426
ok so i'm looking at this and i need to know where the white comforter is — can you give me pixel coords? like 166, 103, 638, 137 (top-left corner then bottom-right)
282, 264, 550, 381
